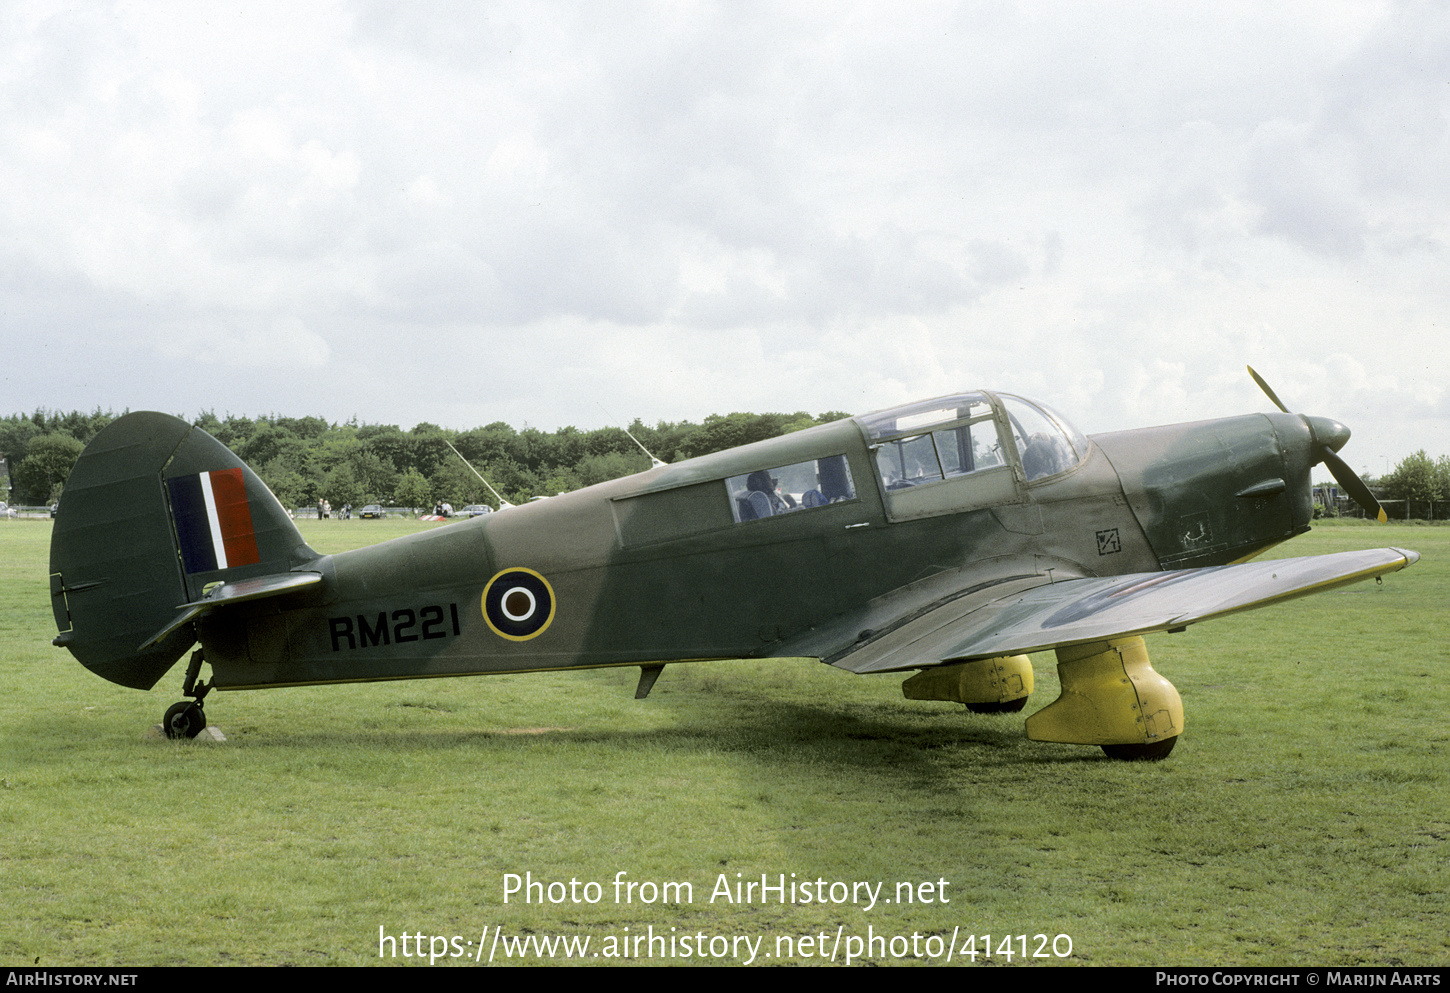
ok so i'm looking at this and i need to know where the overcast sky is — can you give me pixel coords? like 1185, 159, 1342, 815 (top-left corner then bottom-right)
4, 1, 1447, 477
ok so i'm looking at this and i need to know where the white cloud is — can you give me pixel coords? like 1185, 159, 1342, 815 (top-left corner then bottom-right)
0, 0, 1446, 475
151, 316, 332, 369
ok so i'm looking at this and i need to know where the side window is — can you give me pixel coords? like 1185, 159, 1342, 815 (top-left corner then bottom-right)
873, 420, 1005, 489
856, 390, 1084, 520
861, 392, 1009, 493
875, 435, 942, 490
932, 421, 1004, 476
726, 455, 856, 522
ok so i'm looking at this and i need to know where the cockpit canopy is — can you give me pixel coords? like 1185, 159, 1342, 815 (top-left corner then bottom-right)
857, 391, 1088, 492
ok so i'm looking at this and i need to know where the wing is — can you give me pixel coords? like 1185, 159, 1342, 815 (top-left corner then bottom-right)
785, 547, 1418, 675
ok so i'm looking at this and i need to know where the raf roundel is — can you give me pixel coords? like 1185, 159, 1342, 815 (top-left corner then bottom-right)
481, 568, 556, 641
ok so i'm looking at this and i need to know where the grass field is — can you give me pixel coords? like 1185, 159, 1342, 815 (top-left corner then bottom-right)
1, 517, 1445, 967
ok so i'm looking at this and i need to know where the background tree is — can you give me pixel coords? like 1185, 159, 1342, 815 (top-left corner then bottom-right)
357, 424, 411, 477
258, 457, 310, 509
628, 418, 695, 464
320, 462, 364, 509
431, 458, 494, 507
1383, 450, 1444, 502
13, 434, 85, 503
577, 451, 651, 488
393, 468, 432, 513
538, 467, 582, 497
0, 419, 42, 477
678, 412, 792, 459
349, 449, 398, 504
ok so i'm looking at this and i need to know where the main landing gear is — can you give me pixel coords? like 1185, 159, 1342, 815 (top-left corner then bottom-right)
1026, 637, 1182, 760
163, 650, 212, 740
902, 654, 1035, 714
903, 640, 1183, 760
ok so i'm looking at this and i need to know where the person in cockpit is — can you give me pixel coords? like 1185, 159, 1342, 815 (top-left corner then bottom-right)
746, 470, 795, 516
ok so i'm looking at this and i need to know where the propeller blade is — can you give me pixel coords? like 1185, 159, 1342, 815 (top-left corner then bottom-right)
1245, 366, 1386, 523
1321, 448, 1388, 523
1247, 365, 1290, 414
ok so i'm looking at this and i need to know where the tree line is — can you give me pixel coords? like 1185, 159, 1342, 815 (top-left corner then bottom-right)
1375, 450, 1450, 507
9, 408, 1445, 518
1, 408, 849, 510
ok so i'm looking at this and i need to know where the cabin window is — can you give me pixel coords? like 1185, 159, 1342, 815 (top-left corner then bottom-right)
859, 394, 994, 442
998, 394, 1086, 481
858, 391, 1017, 520
934, 421, 1006, 475
875, 434, 942, 489
862, 392, 1006, 491
726, 454, 856, 523
856, 390, 1088, 520
874, 420, 1006, 490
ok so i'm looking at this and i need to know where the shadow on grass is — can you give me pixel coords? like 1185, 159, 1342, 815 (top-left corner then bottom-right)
48, 684, 1108, 774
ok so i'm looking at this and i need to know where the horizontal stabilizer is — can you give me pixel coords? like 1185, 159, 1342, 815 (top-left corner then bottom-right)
139, 572, 325, 650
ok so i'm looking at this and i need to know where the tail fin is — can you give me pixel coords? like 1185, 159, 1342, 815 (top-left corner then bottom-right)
49, 413, 318, 690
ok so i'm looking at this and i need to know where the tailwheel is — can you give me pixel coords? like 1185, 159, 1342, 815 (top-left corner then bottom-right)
163, 701, 206, 740
162, 648, 212, 739
1101, 736, 1178, 761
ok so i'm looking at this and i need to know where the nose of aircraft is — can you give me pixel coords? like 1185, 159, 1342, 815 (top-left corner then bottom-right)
1249, 367, 1385, 522
1305, 416, 1350, 454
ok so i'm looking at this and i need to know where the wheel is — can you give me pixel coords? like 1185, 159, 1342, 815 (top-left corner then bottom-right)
163, 701, 205, 740
1101, 737, 1178, 761
965, 697, 1030, 714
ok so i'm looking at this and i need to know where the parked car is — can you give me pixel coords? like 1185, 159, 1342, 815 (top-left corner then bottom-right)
358, 505, 385, 519
459, 505, 493, 517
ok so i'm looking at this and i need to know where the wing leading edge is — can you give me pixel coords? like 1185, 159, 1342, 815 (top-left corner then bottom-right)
822, 547, 1418, 675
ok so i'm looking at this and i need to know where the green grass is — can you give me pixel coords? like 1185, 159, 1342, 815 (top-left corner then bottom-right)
1, 517, 1445, 966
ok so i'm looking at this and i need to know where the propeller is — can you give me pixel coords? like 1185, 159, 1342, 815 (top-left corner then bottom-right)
1247, 366, 1387, 523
